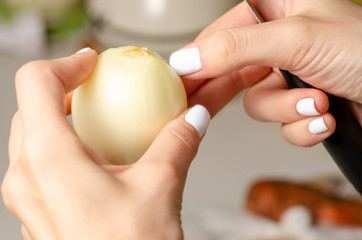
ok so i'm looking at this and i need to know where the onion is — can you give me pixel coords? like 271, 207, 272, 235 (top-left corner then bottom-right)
72, 46, 187, 165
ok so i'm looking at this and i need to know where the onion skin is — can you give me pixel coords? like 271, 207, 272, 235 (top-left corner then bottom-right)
72, 46, 187, 165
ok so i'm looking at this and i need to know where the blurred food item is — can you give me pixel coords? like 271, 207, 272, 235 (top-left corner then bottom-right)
72, 46, 187, 165
0, 9, 46, 57
308, 176, 362, 202
245, 179, 362, 228
1, 0, 86, 38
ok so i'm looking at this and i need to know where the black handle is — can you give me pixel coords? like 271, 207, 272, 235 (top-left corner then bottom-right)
280, 69, 362, 195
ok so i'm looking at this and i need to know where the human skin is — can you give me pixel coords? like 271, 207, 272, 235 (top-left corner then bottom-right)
171, 0, 362, 147
1, 50, 212, 240
1, 42, 267, 240
2, 0, 362, 239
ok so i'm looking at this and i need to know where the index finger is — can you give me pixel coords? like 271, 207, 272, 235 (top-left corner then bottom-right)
15, 50, 98, 136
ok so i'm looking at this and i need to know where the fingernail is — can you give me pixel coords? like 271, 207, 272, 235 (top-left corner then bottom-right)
185, 105, 210, 138
76, 47, 92, 54
169, 48, 202, 75
308, 117, 328, 134
296, 98, 320, 116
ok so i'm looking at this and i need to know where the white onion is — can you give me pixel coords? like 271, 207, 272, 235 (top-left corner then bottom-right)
72, 46, 187, 165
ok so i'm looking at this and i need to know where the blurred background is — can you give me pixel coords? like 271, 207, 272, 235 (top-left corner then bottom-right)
0, 0, 361, 239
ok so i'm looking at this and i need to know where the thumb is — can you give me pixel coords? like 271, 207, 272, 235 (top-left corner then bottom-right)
139, 105, 210, 179
169, 17, 315, 79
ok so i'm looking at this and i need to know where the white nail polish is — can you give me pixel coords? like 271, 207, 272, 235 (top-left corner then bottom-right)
169, 48, 202, 75
308, 117, 328, 134
76, 47, 92, 54
296, 98, 320, 116
185, 105, 210, 137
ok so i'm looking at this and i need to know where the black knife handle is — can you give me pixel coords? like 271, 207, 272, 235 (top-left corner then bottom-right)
280, 69, 362, 195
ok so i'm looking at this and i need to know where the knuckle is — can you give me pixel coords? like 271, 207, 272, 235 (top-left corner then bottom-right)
23, 144, 43, 164
146, 163, 185, 198
281, 123, 299, 146
243, 89, 264, 121
14, 61, 55, 95
285, 16, 314, 36
15, 61, 44, 86
281, 123, 314, 148
21, 141, 54, 172
10, 111, 20, 127
167, 124, 199, 154
213, 28, 242, 61
1, 175, 13, 209
15, 60, 66, 92
1, 171, 25, 214
140, 162, 181, 196
229, 71, 246, 93
281, 16, 316, 70
157, 164, 181, 184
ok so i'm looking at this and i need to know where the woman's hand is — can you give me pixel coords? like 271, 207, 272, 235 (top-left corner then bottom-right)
2, 49, 210, 240
170, 0, 362, 147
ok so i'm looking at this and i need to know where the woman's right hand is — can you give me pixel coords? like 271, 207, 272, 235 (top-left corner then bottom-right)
170, 0, 362, 147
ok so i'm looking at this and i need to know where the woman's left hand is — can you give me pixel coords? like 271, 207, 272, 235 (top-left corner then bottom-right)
2, 50, 210, 240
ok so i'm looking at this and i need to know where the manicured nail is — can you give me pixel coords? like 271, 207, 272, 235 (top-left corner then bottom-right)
76, 47, 92, 54
169, 48, 202, 75
296, 98, 320, 116
185, 105, 210, 138
308, 117, 328, 134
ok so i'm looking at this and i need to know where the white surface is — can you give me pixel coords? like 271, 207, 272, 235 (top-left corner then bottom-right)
182, 206, 362, 240
1, 42, 359, 239
280, 206, 312, 232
